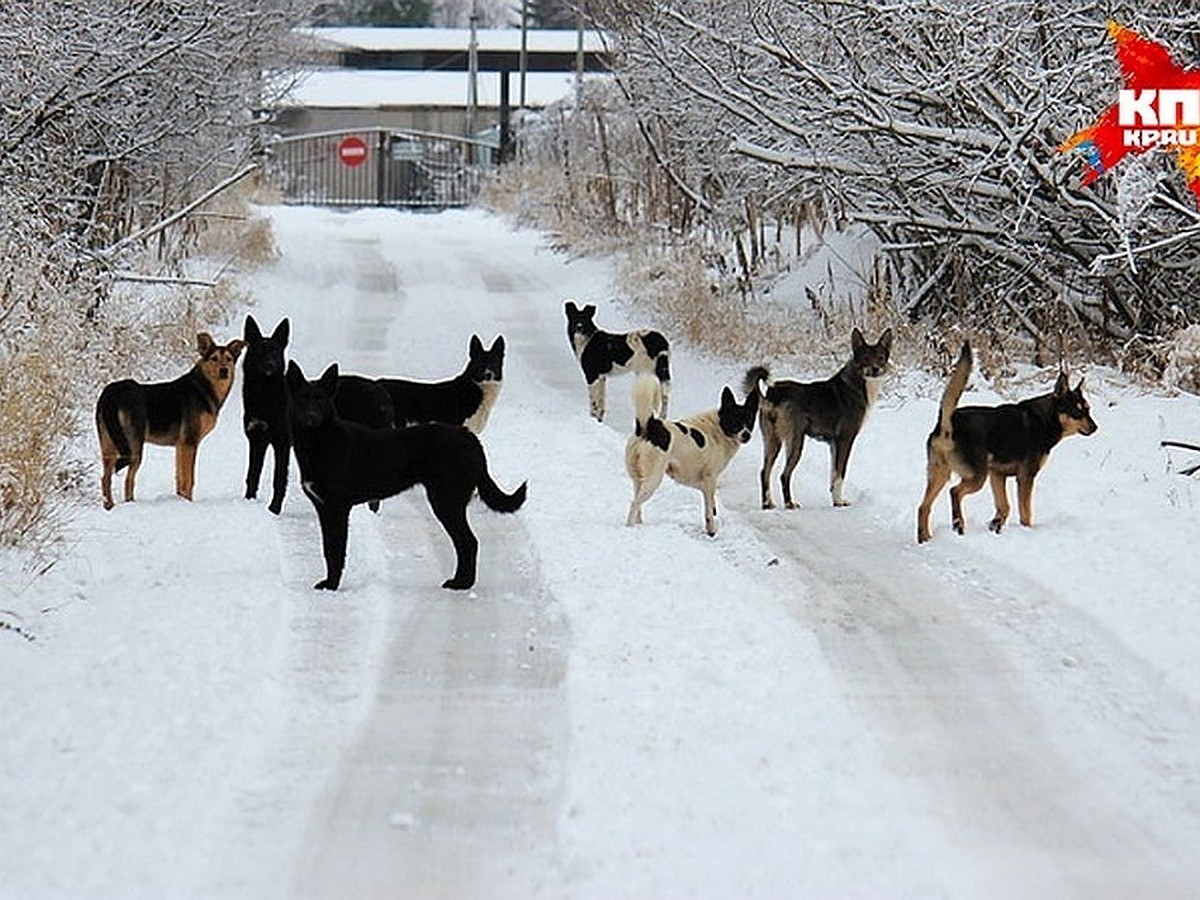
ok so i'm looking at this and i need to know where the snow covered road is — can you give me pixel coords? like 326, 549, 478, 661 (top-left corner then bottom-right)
5, 206, 1200, 898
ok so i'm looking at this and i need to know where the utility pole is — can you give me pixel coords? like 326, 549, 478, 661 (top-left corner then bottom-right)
574, 0, 584, 107
518, 0, 529, 110
467, 0, 479, 146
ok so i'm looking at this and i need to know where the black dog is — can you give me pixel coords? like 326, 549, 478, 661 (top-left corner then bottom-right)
744, 328, 892, 509
241, 315, 394, 515
286, 361, 527, 590
377, 334, 505, 433
565, 300, 671, 422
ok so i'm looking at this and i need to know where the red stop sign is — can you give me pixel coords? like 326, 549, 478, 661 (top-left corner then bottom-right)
337, 135, 369, 168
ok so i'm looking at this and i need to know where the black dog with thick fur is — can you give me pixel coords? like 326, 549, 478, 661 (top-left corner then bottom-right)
286, 360, 527, 590
242, 315, 393, 515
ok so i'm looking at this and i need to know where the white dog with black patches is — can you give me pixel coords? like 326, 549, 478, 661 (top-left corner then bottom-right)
564, 300, 671, 422
624, 374, 759, 536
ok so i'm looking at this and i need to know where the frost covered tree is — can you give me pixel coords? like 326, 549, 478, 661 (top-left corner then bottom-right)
0, 1, 309, 548
591, 0, 1200, 347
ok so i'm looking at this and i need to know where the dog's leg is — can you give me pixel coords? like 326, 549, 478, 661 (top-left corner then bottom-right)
268, 435, 290, 516
916, 458, 951, 543
426, 486, 479, 590
314, 503, 350, 590
830, 436, 856, 507
123, 438, 143, 503
245, 430, 268, 500
758, 413, 781, 509
588, 377, 606, 422
176, 442, 198, 501
1017, 470, 1036, 527
950, 472, 986, 535
701, 479, 719, 536
780, 432, 806, 509
659, 378, 671, 420
988, 471, 1011, 533
100, 457, 116, 510
626, 450, 666, 526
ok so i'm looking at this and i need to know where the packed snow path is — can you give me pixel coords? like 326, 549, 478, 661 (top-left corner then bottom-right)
4, 206, 1200, 898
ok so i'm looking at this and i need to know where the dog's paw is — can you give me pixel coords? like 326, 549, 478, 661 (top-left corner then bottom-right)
268, 499, 283, 515
989, 517, 1006, 534
833, 499, 852, 508
314, 577, 340, 591
442, 576, 474, 590
952, 519, 965, 535
785, 500, 801, 510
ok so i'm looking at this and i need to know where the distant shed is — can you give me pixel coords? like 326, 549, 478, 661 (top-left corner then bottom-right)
274, 27, 612, 138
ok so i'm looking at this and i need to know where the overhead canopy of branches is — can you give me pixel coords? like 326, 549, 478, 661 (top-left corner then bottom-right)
593, 0, 1200, 344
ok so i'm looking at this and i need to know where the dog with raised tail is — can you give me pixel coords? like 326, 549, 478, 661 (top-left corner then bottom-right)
625, 374, 758, 536
744, 327, 892, 510
916, 341, 1098, 543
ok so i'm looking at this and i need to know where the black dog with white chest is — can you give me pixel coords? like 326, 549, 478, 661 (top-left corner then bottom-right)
565, 300, 671, 422
286, 361, 527, 590
377, 334, 505, 433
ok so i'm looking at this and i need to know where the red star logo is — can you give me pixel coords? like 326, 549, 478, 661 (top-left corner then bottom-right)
1060, 21, 1200, 201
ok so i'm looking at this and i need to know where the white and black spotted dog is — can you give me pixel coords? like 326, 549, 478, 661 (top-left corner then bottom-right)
564, 300, 671, 422
625, 374, 759, 537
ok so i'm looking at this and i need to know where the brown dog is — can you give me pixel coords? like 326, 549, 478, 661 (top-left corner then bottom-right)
916, 342, 1098, 543
96, 332, 244, 509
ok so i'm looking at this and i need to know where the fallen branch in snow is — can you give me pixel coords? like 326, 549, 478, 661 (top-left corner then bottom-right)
1161, 440, 1200, 477
0, 611, 36, 643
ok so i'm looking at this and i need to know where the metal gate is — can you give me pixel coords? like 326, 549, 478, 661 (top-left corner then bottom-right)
264, 128, 497, 209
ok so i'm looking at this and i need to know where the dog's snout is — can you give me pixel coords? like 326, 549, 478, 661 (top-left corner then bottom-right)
219, 367, 231, 380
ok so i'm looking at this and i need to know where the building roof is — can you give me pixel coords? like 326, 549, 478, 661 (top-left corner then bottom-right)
298, 26, 609, 55
278, 68, 603, 109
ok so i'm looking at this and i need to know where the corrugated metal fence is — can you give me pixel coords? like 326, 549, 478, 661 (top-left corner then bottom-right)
264, 128, 497, 208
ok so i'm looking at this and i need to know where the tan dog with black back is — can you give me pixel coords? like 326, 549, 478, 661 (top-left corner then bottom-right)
96, 332, 244, 509
916, 341, 1098, 543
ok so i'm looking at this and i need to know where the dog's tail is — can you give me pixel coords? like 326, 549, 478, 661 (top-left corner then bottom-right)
743, 365, 771, 399
478, 467, 527, 514
96, 382, 134, 472
630, 373, 671, 451
936, 342, 973, 437
632, 373, 663, 431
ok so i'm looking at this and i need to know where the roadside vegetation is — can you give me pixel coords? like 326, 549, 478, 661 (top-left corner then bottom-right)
0, 3, 306, 555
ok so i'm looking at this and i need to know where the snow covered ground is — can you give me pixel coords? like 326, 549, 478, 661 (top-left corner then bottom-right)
4, 206, 1200, 898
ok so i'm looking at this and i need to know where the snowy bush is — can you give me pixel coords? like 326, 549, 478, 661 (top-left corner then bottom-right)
528, 1, 1200, 357
0, 3, 303, 551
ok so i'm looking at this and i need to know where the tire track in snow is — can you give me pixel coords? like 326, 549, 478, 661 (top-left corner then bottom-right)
294, 496, 568, 899
739, 504, 1200, 896
286, 228, 570, 896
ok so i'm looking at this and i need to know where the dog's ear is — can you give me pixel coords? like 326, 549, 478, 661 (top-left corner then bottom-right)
878, 328, 893, 353
245, 315, 262, 342
227, 339, 245, 361
286, 360, 305, 390
272, 318, 290, 347
744, 387, 760, 414
197, 332, 215, 356
851, 328, 865, 353
470, 334, 484, 356
583, 304, 597, 319
1075, 377, 1086, 394
720, 385, 736, 410
1054, 369, 1070, 396
318, 363, 340, 396
491, 335, 505, 353
565, 300, 578, 316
